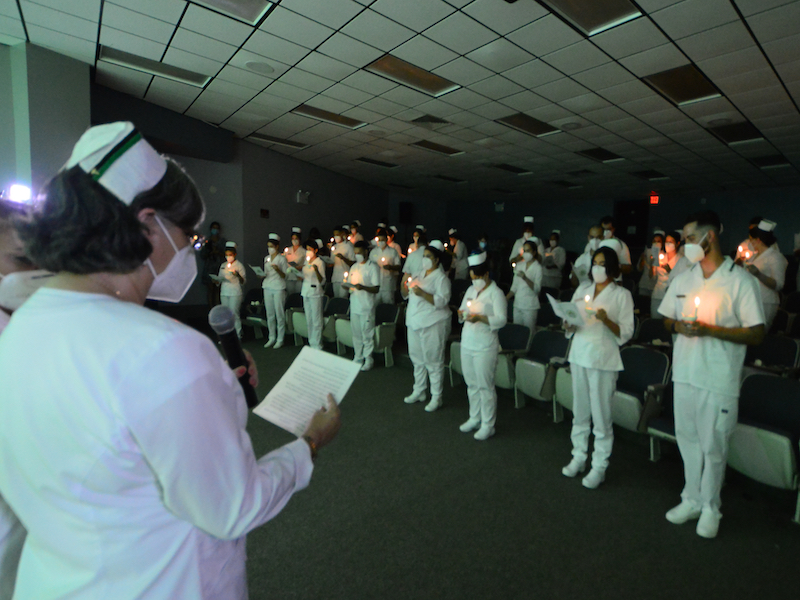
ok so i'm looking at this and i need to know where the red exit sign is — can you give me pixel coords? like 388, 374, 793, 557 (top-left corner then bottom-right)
650, 192, 659, 205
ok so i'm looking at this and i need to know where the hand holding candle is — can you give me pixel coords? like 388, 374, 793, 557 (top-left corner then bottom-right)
584, 294, 594, 314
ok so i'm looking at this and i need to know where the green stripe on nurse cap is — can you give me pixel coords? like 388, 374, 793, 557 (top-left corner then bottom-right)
64, 122, 167, 205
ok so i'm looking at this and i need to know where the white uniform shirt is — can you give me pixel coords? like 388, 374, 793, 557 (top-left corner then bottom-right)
510, 259, 542, 310
218, 259, 246, 296
300, 257, 326, 297
652, 253, 681, 299
389, 240, 404, 259
567, 282, 635, 371
751, 244, 787, 307
659, 258, 765, 398
451, 240, 468, 279
573, 250, 593, 287
347, 259, 380, 315
542, 245, 566, 287
0, 309, 9, 335
0, 289, 313, 600
330, 241, 355, 283
406, 267, 451, 330
284, 244, 305, 282
459, 281, 508, 352
403, 244, 425, 276
261, 253, 288, 292
509, 236, 545, 264
369, 245, 400, 291
348, 232, 364, 245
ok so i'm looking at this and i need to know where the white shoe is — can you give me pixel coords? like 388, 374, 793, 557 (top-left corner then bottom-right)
424, 397, 442, 412
665, 501, 702, 525
263, 338, 276, 348
273, 340, 284, 349
582, 469, 605, 489
473, 426, 495, 441
353, 357, 364, 364
360, 360, 373, 372
561, 459, 586, 478
696, 509, 721, 539
459, 418, 481, 433
404, 391, 425, 404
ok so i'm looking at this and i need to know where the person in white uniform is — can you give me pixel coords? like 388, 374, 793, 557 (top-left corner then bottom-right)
509, 216, 545, 265
261, 233, 287, 349
402, 240, 452, 412
301, 239, 326, 350
403, 230, 427, 279
388, 225, 405, 259
329, 227, 355, 299
0, 122, 342, 600
349, 220, 364, 245
348, 241, 380, 372
284, 226, 304, 296
407, 225, 425, 256
734, 216, 763, 263
506, 240, 542, 333
542, 230, 567, 289
600, 216, 632, 275
457, 252, 508, 441
637, 229, 665, 298
659, 210, 765, 539
651, 232, 690, 318
571, 225, 603, 288
446, 228, 469, 280
744, 219, 786, 331
369, 228, 401, 305
562, 247, 635, 489
217, 241, 246, 339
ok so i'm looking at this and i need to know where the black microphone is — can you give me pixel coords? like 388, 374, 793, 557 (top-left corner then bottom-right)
208, 305, 260, 409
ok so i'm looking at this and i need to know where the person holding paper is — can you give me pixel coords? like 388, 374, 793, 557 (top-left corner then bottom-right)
571, 225, 603, 288
330, 227, 355, 299
348, 241, 380, 371
651, 232, 690, 318
0, 122, 342, 600
744, 219, 786, 331
457, 252, 508, 440
261, 233, 288, 349
402, 240, 452, 412
217, 241, 246, 339
659, 210, 765, 539
285, 227, 304, 295
302, 240, 327, 350
369, 228, 401, 305
562, 246, 634, 489
506, 240, 542, 333
542, 230, 566, 290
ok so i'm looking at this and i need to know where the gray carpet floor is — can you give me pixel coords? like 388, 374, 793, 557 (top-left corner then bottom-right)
242, 340, 800, 600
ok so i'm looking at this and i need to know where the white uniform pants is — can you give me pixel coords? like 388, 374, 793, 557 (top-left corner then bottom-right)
674, 382, 738, 514
286, 279, 302, 296
351, 310, 375, 362
513, 306, 538, 333
763, 302, 778, 332
408, 319, 448, 399
333, 281, 348, 299
570, 364, 618, 471
378, 289, 394, 305
220, 292, 243, 337
263, 289, 286, 343
461, 344, 499, 428
303, 296, 324, 350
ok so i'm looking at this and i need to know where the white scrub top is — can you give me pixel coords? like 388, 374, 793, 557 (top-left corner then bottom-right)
348, 259, 380, 315
405, 267, 451, 330
262, 253, 288, 291
331, 240, 355, 283
659, 258, 765, 398
219, 259, 246, 296
573, 250, 593, 287
0, 309, 9, 335
284, 244, 305, 282
567, 281, 634, 371
750, 244, 787, 307
301, 257, 326, 297
652, 253, 681, 299
451, 240, 468, 279
389, 240, 404, 259
459, 281, 508, 352
509, 236, 545, 264
510, 259, 542, 310
542, 245, 566, 288
369, 245, 400, 290
0, 288, 313, 600
403, 243, 425, 276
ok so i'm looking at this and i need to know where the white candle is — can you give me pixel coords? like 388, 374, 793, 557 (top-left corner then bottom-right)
694, 295, 700, 320
284, 247, 289, 254
584, 294, 594, 313
343, 271, 348, 279
738, 245, 744, 253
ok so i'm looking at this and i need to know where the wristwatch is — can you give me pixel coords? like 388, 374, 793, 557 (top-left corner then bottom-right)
302, 435, 318, 461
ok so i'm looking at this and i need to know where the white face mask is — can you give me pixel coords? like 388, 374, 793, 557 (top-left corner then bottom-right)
422, 257, 433, 271
665, 242, 676, 253
522, 252, 533, 262
292, 238, 300, 247
306, 251, 315, 262
472, 278, 486, 291
146, 215, 198, 303
0, 269, 54, 311
591, 265, 608, 283
268, 247, 277, 256
378, 240, 386, 249
587, 238, 600, 252
523, 232, 532, 240
603, 229, 613, 239
334, 235, 343, 243
355, 254, 365, 264
684, 231, 708, 264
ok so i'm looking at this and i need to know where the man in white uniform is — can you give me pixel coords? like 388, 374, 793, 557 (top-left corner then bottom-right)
571, 225, 602, 288
508, 216, 545, 265
261, 233, 288, 349
600, 216, 632, 275
329, 227, 355, 299
659, 210, 765, 539
348, 241, 380, 371
745, 219, 787, 330
369, 228, 401, 305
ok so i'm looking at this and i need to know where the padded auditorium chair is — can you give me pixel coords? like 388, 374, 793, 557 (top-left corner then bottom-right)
292, 296, 329, 346
610, 346, 670, 433
335, 302, 399, 367
514, 330, 570, 408
743, 334, 799, 380
283, 292, 303, 334
494, 323, 533, 390
647, 382, 675, 462
321, 297, 349, 344
634, 317, 673, 347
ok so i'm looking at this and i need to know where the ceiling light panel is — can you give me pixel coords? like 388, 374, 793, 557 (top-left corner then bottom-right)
411, 140, 465, 156
577, 147, 625, 162
643, 64, 721, 106
365, 54, 460, 98
248, 133, 308, 149
707, 122, 765, 146
496, 113, 560, 137
194, 0, 273, 25
539, 0, 641, 36
99, 45, 211, 87
292, 104, 367, 129
356, 157, 400, 168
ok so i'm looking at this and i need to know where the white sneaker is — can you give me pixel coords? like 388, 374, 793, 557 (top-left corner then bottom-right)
561, 459, 586, 478
696, 508, 721, 539
665, 501, 702, 525
473, 426, 495, 441
263, 338, 276, 348
424, 397, 442, 412
459, 418, 481, 433
404, 392, 425, 404
360, 360, 373, 372
273, 340, 284, 349
582, 469, 605, 489
353, 357, 364, 364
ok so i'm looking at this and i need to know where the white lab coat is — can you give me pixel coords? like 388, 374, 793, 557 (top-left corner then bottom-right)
0, 288, 313, 600
573, 250, 593, 287
542, 245, 566, 289
262, 253, 288, 343
750, 244, 787, 329
510, 259, 542, 332
389, 240, 404, 259
651, 254, 690, 316
301, 257, 326, 350
369, 245, 400, 305
347, 260, 379, 363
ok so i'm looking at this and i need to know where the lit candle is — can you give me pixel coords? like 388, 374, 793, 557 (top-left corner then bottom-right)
465, 300, 472, 317
694, 295, 700, 320
745, 251, 751, 259
382, 257, 386, 263
343, 271, 348, 280
284, 247, 289, 254
659, 253, 665, 261
584, 294, 594, 314
444, 242, 448, 248
738, 245, 744, 253
330, 237, 334, 243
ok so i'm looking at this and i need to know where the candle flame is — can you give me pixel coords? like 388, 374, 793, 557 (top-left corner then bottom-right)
659, 253, 665, 260
585, 295, 590, 302
738, 245, 743, 253
745, 251, 751, 259
467, 301, 472, 307
344, 272, 348, 278
694, 296, 700, 308
284, 247, 289, 253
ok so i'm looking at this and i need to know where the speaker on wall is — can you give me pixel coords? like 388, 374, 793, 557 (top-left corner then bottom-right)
399, 201, 413, 224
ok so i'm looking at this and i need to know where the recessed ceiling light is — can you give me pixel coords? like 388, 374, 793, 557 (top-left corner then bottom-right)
410, 140, 464, 156
577, 147, 625, 163
643, 64, 721, 106
496, 113, 560, 137
195, 0, 273, 25
539, 0, 641, 36
292, 104, 366, 129
247, 134, 308, 150
707, 122, 764, 146
366, 55, 460, 98
244, 60, 274, 75
750, 155, 792, 170
356, 157, 399, 168
98, 45, 210, 87
493, 163, 532, 175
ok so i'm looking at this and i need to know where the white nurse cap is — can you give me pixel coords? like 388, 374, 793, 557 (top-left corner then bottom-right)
291, 226, 301, 234
428, 240, 444, 252
523, 216, 534, 223
268, 233, 280, 242
758, 219, 776, 232
468, 252, 487, 266
225, 241, 237, 249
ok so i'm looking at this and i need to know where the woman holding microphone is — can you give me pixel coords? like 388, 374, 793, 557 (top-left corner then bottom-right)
562, 246, 634, 489
401, 240, 452, 412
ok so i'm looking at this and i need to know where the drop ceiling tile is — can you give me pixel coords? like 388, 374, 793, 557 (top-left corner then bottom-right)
229, 49, 290, 78
415, 98, 462, 117
735, 0, 796, 17
581, 105, 632, 124
468, 74, 524, 100
542, 41, 611, 76
466, 38, 535, 72
342, 106, 387, 123
535, 78, 589, 103
715, 68, 781, 96
180, 4, 252, 45
243, 30, 308, 65
526, 104, 575, 122
433, 57, 494, 86
101, 3, 174, 44
217, 64, 273, 91
651, 0, 738, 40
340, 9, 415, 51
620, 94, 674, 115
570, 62, 631, 91
637, 106, 686, 125
107, 0, 185, 24
360, 96, 407, 116
100, 26, 166, 61
620, 44, 689, 77
761, 32, 800, 66
503, 59, 562, 88
447, 111, 485, 127
591, 17, 667, 60
251, 91, 302, 113
0, 14, 25, 41
145, 77, 202, 113
323, 83, 374, 105
423, 10, 498, 55
697, 46, 770, 80
391, 36, 458, 72
440, 87, 487, 109
171, 28, 237, 63
498, 90, 550, 112
281, 0, 364, 29
317, 33, 383, 68
370, 0, 454, 32
30, 0, 100, 21
342, 70, 398, 94
506, 15, 583, 57
19, 1, 96, 41
95, 62, 151, 98
295, 52, 358, 80
776, 59, 800, 84
559, 93, 611, 113
676, 21, 755, 64
461, 0, 547, 35
305, 94, 354, 115
279, 68, 335, 93
747, 1, 800, 44
380, 85, 433, 107
205, 77, 256, 101
260, 6, 335, 49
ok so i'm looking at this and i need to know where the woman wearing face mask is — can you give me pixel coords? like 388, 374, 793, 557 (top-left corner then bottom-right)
745, 220, 786, 330
403, 229, 427, 280
284, 227, 304, 296
217, 242, 246, 339
408, 225, 425, 255
562, 247, 634, 489
301, 240, 326, 350
349, 220, 363, 245
348, 241, 380, 371
571, 225, 603, 288
637, 230, 665, 299
0, 123, 341, 600
542, 231, 566, 289
402, 241, 452, 412
446, 228, 469, 280
261, 233, 288, 349
369, 229, 401, 305
651, 232, 690, 318
457, 252, 508, 441
200, 220, 226, 308
328, 227, 355, 299
506, 241, 542, 333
